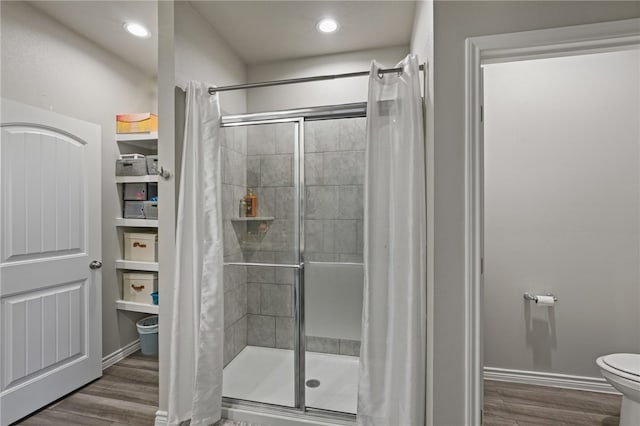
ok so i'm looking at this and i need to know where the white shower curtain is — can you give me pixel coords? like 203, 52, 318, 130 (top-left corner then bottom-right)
167, 81, 224, 426
357, 55, 427, 426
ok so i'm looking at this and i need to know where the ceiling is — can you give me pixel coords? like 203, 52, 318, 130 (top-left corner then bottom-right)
191, 1, 416, 65
29, 1, 159, 76
28, 1, 416, 74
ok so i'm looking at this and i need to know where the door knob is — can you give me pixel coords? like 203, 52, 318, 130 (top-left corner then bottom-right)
89, 260, 103, 270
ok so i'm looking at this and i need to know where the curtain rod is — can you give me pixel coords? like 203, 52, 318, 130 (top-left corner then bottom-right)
208, 64, 425, 95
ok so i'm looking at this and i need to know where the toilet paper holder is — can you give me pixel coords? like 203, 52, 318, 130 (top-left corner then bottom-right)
524, 292, 558, 302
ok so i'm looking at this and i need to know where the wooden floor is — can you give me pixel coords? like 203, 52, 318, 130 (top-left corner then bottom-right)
16, 352, 160, 426
16, 355, 623, 426
484, 380, 622, 426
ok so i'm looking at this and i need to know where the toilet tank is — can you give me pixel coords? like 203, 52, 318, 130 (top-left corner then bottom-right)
305, 262, 364, 341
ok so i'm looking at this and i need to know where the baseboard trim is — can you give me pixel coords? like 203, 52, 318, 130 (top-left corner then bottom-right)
154, 410, 168, 426
484, 367, 620, 395
102, 339, 141, 370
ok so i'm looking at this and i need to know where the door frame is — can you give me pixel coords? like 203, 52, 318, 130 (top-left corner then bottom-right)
464, 18, 640, 425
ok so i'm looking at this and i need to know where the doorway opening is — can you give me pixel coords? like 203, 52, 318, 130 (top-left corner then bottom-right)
464, 18, 640, 425
482, 48, 639, 424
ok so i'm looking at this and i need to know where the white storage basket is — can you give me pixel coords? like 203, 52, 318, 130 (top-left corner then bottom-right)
124, 232, 158, 262
123, 273, 157, 304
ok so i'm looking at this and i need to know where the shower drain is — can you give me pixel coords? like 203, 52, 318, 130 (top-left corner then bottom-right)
306, 379, 321, 388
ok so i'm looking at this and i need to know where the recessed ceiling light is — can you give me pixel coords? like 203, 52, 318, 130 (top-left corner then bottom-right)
317, 18, 339, 34
124, 22, 150, 38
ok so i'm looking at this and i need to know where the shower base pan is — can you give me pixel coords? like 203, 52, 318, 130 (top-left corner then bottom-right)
223, 345, 358, 414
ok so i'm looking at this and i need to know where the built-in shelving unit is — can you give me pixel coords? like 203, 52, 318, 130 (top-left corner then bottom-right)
114, 218, 158, 228
115, 175, 159, 183
116, 131, 158, 141
115, 300, 159, 314
115, 131, 159, 314
115, 260, 159, 272
116, 131, 158, 150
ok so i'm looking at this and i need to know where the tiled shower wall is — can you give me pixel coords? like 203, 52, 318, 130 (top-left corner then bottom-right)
243, 118, 366, 354
244, 122, 298, 351
303, 118, 365, 263
221, 126, 248, 367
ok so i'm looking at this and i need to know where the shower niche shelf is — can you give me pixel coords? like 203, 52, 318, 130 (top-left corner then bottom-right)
230, 217, 274, 248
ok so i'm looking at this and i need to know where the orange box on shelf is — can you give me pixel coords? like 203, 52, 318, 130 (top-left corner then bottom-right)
116, 113, 158, 134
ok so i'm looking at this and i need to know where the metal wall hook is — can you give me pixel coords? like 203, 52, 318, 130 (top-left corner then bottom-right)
158, 166, 171, 179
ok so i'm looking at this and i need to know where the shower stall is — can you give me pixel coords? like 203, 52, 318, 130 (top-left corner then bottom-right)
219, 103, 366, 418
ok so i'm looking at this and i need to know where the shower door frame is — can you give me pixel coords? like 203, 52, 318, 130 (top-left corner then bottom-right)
221, 116, 306, 410
221, 103, 366, 422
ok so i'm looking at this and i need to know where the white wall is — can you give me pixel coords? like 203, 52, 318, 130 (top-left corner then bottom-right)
431, 2, 640, 425
247, 45, 408, 112
175, 1, 247, 114
0, 1, 158, 358
157, 1, 249, 416
410, 1, 434, 139
157, 1, 176, 419
409, 2, 434, 423
483, 50, 640, 378
411, 1, 434, 105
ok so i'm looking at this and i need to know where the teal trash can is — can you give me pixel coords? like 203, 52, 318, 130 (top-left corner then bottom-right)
136, 315, 158, 355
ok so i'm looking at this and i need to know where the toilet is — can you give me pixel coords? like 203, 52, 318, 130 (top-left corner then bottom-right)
597, 353, 640, 426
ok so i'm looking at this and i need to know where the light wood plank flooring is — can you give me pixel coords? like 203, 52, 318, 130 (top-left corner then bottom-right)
484, 380, 622, 426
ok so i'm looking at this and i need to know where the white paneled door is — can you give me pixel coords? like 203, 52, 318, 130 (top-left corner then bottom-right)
0, 99, 101, 425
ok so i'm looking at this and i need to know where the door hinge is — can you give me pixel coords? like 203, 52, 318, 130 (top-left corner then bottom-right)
480, 257, 484, 274
480, 105, 484, 122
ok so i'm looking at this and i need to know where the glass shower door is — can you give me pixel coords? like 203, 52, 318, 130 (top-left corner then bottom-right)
303, 117, 366, 414
220, 119, 303, 408
219, 112, 366, 415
